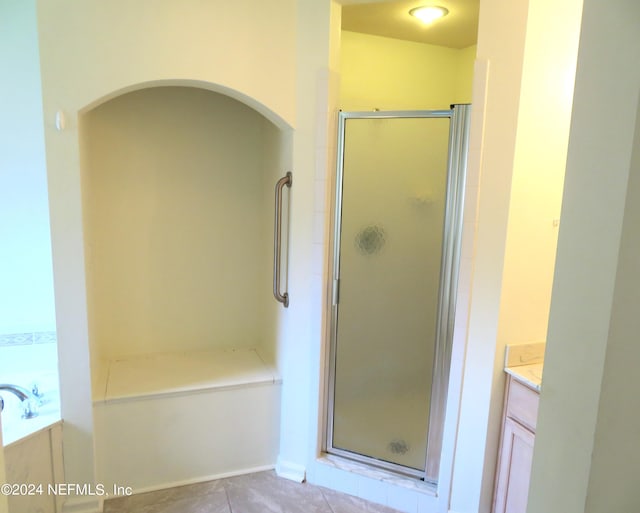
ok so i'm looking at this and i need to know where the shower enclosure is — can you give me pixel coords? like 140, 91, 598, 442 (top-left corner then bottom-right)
326, 105, 470, 484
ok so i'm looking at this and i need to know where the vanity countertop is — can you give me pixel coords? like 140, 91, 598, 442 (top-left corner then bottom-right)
505, 363, 543, 392
503, 342, 545, 392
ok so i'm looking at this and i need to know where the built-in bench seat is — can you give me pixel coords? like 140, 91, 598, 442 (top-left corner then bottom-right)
92, 347, 282, 493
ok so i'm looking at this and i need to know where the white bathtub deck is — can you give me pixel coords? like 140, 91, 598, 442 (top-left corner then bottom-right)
92, 347, 280, 403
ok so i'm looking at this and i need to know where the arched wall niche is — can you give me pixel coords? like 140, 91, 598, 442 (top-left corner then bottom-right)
35, 0, 300, 496
79, 83, 293, 395
79, 79, 293, 131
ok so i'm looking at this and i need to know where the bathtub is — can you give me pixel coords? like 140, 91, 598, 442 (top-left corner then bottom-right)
0, 337, 61, 446
0, 337, 65, 512
1, 370, 61, 447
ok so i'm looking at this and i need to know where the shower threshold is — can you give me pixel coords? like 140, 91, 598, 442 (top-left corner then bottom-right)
316, 454, 437, 495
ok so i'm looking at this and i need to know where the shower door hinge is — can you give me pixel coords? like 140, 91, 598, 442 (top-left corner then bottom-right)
332, 279, 340, 305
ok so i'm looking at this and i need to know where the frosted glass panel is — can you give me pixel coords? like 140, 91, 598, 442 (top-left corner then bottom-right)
332, 117, 450, 471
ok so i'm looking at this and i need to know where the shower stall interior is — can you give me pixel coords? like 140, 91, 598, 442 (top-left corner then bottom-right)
326, 105, 470, 484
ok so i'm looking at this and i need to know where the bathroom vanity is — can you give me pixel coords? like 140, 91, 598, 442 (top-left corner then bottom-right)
493, 344, 543, 513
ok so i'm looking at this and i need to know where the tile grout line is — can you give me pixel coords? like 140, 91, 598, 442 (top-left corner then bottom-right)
222, 479, 235, 513
319, 488, 337, 513
106, 471, 402, 513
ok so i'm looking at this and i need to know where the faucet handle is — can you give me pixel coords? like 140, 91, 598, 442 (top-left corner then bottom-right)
22, 399, 39, 419
31, 382, 44, 399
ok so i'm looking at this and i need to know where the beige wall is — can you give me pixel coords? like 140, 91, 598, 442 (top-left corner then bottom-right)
37, 0, 296, 125
81, 87, 287, 362
339, 30, 475, 110
584, 97, 640, 511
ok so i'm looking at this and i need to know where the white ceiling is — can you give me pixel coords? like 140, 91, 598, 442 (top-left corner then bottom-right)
341, 0, 480, 49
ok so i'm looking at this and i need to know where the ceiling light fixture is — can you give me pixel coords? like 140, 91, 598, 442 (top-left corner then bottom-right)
409, 5, 449, 24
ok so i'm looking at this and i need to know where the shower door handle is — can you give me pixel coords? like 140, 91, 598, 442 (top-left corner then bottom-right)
273, 172, 292, 307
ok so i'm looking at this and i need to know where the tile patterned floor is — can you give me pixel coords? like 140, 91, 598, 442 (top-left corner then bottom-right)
103, 471, 403, 513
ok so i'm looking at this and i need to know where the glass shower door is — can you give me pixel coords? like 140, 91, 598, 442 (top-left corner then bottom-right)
327, 107, 470, 483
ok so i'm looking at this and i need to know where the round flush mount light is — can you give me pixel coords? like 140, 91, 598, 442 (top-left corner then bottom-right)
409, 5, 449, 24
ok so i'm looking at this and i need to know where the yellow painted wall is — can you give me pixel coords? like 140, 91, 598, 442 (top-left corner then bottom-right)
497, 0, 581, 346
456, 44, 477, 105
339, 30, 476, 110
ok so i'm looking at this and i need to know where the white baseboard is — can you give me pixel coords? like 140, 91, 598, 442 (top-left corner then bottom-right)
275, 457, 306, 483
127, 464, 276, 496
78, 465, 275, 512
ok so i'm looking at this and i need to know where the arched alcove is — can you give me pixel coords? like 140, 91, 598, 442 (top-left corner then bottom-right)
81, 85, 291, 490
80, 79, 292, 130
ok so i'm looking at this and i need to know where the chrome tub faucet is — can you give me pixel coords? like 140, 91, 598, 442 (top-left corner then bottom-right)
0, 384, 39, 419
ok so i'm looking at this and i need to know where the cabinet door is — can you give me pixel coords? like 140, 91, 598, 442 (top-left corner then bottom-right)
493, 417, 535, 513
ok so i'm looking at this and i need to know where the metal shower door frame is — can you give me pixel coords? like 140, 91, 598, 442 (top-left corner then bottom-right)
325, 105, 471, 485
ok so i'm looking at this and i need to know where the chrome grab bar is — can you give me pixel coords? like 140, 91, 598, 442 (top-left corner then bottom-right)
273, 172, 292, 307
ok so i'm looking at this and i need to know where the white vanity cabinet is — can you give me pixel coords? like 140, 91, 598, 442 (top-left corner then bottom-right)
493, 375, 540, 513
